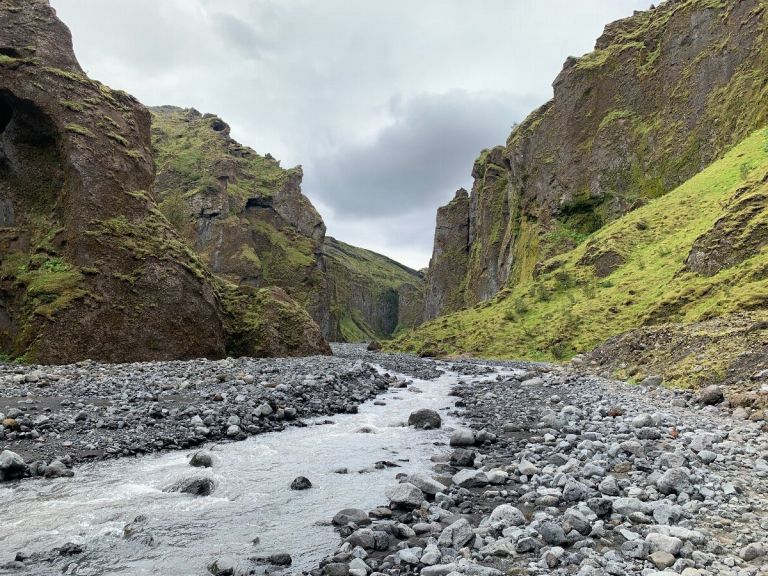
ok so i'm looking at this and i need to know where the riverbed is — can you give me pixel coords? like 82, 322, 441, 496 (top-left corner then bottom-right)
0, 367, 467, 575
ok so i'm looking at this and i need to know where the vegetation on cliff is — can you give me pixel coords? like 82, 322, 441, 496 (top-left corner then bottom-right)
150, 107, 424, 342
0, 0, 330, 363
321, 237, 424, 341
393, 128, 768, 388
426, 0, 768, 319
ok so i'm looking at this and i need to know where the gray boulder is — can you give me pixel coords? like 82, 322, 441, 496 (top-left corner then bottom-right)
699, 385, 724, 405
408, 409, 442, 430
0, 450, 26, 481
389, 482, 424, 508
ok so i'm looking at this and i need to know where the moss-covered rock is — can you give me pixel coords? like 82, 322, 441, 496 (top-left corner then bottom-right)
0, 0, 329, 363
150, 106, 424, 342
321, 237, 424, 341
426, 0, 768, 318
392, 127, 768, 387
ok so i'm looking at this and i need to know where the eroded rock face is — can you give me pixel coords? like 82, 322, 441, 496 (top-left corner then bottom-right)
426, 0, 768, 317
320, 237, 424, 341
151, 108, 423, 343
0, 0, 329, 362
424, 189, 470, 320
151, 106, 328, 321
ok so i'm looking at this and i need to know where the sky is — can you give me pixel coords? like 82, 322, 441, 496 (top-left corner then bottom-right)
50, 0, 651, 269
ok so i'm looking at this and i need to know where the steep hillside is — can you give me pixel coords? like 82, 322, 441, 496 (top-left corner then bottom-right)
321, 237, 424, 341
0, 0, 329, 363
427, 0, 768, 318
394, 127, 768, 388
150, 107, 424, 341
151, 106, 327, 319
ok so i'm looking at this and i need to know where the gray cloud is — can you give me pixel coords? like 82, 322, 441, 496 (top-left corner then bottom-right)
50, 0, 652, 267
306, 91, 537, 218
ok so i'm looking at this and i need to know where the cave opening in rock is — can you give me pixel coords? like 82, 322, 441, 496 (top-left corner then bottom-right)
0, 89, 65, 223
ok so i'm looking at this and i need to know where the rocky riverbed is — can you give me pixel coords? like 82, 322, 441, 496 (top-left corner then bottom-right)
309, 358, 768, 576
0, 348, 438, 477
2, 347, 768, 576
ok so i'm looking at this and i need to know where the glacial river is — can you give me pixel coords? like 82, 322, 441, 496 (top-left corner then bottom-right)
0, 367, 482, 575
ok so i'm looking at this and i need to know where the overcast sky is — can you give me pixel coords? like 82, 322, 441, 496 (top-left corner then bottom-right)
51, 0, 650, 269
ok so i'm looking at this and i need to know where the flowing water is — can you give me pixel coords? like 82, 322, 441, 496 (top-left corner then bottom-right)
0, 367, 496, 575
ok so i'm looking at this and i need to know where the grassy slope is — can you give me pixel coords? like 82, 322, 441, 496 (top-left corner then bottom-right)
392, 128, 768, 363
322, 237, 424, 341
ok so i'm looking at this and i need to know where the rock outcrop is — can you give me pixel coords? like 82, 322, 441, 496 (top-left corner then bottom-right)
151, 107, 423, 342
424, 189, 470, 320
320, 237, 424, 341
426, 0, 768, 317
0, 0, 329, 362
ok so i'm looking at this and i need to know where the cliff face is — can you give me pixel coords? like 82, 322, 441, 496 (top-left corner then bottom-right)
151, 108, 424, 341
424, 189, 470, 320
321, 237, 424, 341
427, 0, 768, 317
151, 106, 328, 322
0, 0, 329, 362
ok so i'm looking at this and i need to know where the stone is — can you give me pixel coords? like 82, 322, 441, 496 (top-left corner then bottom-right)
43, 460, 74, 479
333, 509, 371, 526
699, 385, 724, 405
450, 449, 475, 467
452, 468, 489, 487
536, 521, 566, 546
407, 472, 445, 496
437, 518, 475, 549
0, 450, 27, 481
740, 542, 766, 561
166, 476, 215, 496
488, 504, 526, 527
449, 428, 475, 447
650, 551, 676, 569
562, 478, 589, 501
324, 563, 350, 576
189, 451, 213, 468
408, 409, 442, 429
290, 476, 312, 490
389, 483, 424, 508
646, 533, 683, 556
656, 467, 692, 495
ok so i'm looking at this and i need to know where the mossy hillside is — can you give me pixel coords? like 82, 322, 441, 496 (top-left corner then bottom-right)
432, 0, 768, 317
322, 237, 424, 341
392, 128, 768, 387
151, 106, 289, 207
222, 284, 330, 358
150, 106, 324, 315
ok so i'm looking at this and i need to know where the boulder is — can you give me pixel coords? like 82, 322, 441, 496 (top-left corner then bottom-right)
290, 476, 312, 490
407, 409, 442, 430
0, 450, 27, 481
699, 385, 724, 405
389, 482, 424, 508
449, 428, 475, 447
333, 508, 371, 526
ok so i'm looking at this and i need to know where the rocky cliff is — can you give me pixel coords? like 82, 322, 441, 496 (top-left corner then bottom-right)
0, 0, 329, 363
321, 237, 424, 341
150, 107, 424, 341
427, 0, 768, 317
151, 106, 328, 321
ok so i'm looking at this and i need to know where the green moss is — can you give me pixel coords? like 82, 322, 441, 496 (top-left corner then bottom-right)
391, 128, 768, 368
150, 107, 289, 208
107, 131, 128, 147
86, 212, 208, 280
65, 123, 94, 138
60, 100, 86, 113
